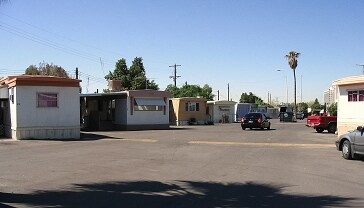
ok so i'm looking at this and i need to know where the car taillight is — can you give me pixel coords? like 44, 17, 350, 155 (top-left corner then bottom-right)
258, 118, 262, 123
241, 118, 245, 123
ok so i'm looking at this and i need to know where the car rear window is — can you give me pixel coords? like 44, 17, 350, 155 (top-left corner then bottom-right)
245, 113, 261, 119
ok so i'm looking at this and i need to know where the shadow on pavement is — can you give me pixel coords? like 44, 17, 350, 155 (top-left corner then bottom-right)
0, 180, 356, 208
23, 133, 119, 142
243, 129, 277, 131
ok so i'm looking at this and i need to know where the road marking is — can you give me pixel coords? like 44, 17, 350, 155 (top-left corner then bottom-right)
188, 141, 335, 148
119, 138, 158, 143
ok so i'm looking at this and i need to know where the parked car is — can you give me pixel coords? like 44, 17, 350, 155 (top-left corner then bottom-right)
336, 126, 364, 159
241, 112, 271, 130
296, 112, 305, 120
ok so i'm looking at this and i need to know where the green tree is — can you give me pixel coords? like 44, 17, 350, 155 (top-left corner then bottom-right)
240, 92, 273, 107
25, 65, 40, 75
240, 92, 260, 103
24, 63, 69, 78
285, 51, 300, 116
327, 102, 337, 116
308, 98, 323, 113
200, 84, 214, 101
179, 84, 202, 97
165, 84, 180, 97
105, 57, 158, 90
298, 102, 308, 112
165, 83, 214, 100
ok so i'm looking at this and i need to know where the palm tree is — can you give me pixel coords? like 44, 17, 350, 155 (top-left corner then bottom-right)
285, 51, 300, 118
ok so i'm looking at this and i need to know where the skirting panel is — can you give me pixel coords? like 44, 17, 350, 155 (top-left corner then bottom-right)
337, 122, 361, 138
11, 127, 80, 140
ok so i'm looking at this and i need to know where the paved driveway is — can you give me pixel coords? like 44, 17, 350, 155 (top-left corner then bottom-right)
0, 119, 363, 207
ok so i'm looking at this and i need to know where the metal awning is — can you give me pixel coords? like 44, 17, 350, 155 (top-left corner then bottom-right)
134, 98, 166, 106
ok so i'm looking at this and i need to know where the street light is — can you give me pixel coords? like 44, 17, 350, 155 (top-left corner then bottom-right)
276, 69, 288, 105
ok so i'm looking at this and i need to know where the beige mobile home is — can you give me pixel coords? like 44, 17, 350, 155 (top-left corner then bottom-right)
169, 97, 207, 126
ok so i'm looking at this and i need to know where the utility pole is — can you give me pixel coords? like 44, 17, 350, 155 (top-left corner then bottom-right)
301, 75, 303, 103
227, 83, 230, 101
217, 90, 220, 101
75, 67, 79, 79
169, 64, 181, 87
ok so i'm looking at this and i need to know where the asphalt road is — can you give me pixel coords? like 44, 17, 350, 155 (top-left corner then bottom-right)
0, 119, 363, 208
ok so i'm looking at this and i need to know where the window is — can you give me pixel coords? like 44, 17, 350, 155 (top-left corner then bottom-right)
133, 98, 165, 111
359, 90, 364, 101
185, 102, 200, 112
348, 90, 364, 102
134, 105, 163, 111
37, 93, 58, 107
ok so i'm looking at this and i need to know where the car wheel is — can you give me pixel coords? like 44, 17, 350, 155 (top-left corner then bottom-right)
328, 123, 337, 133
250, 128, 252, 130
241, 127, 246, 130
342, 140, 353, 160
316, 128, 324, 133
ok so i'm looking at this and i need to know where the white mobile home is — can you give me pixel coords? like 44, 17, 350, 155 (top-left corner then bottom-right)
81, 90, 171, 130
0, 76, 81, 140
207, 100, 237, 123
333, 76, 364, 137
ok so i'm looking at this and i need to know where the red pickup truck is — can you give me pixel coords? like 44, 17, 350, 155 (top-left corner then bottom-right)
306, 115, 337, 133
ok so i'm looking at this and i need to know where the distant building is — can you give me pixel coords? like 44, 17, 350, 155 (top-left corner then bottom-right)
324, 85, 337, 106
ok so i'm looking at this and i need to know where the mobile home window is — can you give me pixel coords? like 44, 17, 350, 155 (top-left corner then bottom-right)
185, 102, 200, 112
37, 93, 58, 107
359, 90, 364, 101
348, 90, 364, 102
134, 98, 165, 111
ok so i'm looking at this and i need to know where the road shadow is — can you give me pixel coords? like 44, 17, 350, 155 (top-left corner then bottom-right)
0, 180, 356, 208
244, 129, 277, 131
23, 133, 118, 142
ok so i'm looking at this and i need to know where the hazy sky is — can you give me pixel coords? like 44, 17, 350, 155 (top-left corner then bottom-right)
1, 0, 363, 103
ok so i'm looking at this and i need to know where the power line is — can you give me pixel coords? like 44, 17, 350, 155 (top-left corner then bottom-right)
0, 22, 115, 66
0, 12, 122, 58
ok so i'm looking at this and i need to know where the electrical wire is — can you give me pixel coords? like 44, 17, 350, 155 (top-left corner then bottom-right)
0, 21, 115, 66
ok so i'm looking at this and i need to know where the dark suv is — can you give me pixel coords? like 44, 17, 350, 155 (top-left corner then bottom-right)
241, 112, 271, 130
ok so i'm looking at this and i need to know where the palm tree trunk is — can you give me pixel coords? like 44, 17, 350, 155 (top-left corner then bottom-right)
293, 69, 297, 117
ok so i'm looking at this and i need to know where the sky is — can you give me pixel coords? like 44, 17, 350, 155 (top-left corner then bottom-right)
0, 0, 363, 103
